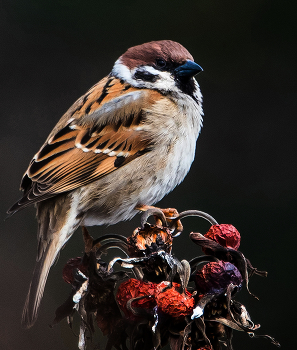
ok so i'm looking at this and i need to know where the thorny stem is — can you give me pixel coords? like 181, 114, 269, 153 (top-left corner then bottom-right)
169, 210, 218, 231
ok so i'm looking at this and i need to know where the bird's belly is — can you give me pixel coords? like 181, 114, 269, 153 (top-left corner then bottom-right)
79, 136, 196, 226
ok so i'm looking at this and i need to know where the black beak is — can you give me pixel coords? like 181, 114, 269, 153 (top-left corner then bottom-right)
174, 60, 203, 79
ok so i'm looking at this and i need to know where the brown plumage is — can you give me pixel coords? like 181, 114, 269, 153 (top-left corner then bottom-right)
121, 40, 193, 69
10, 80, 157, 212
8, 40, 204, 328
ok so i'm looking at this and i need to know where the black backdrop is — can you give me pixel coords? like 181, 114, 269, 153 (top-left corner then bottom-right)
1, 1, 296, 349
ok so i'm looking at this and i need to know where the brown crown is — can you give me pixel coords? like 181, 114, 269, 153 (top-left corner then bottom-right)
120, 40, 193, 69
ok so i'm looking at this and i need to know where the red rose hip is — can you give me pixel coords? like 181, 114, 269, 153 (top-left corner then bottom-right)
204, 224, 241, 250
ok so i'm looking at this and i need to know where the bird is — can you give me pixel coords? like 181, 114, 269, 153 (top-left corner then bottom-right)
7, 40, 203, 328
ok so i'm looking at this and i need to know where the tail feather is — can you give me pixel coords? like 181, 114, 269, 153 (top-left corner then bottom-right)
22, 242, 60, 328
21, 193, 81, 328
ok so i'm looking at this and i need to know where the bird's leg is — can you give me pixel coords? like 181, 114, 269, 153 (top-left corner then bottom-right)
136, 205, 183, 233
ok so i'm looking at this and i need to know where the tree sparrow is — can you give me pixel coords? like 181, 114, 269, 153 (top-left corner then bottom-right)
7, 40, 203, 328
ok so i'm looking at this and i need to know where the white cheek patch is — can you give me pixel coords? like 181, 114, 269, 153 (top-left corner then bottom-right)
112, 59, 132, 82
140, 65, 160, 75
111, 60, 178, 93
153, 70, 177, 91
134, 67, 178, 92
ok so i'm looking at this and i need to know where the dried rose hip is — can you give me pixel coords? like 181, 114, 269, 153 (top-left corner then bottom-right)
62, 257, 88, 284
195, 261, 242, 294
204, 224, 241, 251
116, 278, 157, 317
155, 281, 195, 318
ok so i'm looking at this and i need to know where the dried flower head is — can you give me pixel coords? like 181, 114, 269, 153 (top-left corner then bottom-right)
128, 224, 173, 257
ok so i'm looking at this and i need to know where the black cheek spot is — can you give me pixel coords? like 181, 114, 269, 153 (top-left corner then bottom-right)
134, 69, 159, 83
114, 156, 126, 167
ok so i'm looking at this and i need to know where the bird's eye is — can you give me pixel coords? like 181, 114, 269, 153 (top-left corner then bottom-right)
156, 58, 166, 69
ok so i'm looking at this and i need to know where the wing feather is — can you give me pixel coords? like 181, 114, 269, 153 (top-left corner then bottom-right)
7, 78, 162, 215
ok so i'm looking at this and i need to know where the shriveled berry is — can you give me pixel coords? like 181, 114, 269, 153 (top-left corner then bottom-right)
195, 261, 242, 294
155, 281, 195, 318
204, 224, 241, 251
116, 278, 157, 318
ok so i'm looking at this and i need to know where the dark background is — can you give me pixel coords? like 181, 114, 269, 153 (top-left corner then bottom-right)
0, 0, 296, 349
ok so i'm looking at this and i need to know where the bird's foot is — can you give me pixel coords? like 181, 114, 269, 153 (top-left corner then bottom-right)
135, 205, 183, 233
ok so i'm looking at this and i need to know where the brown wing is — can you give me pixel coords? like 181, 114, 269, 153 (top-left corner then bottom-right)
8, 78, 161, 215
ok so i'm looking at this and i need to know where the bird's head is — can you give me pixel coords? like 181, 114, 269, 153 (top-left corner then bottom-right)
111, 40, 203, 96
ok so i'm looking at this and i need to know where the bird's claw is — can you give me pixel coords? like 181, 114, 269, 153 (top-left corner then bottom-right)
136, 205, 183, 233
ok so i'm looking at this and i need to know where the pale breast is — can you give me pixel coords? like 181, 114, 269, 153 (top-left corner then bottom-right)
79, 92, 203, 226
